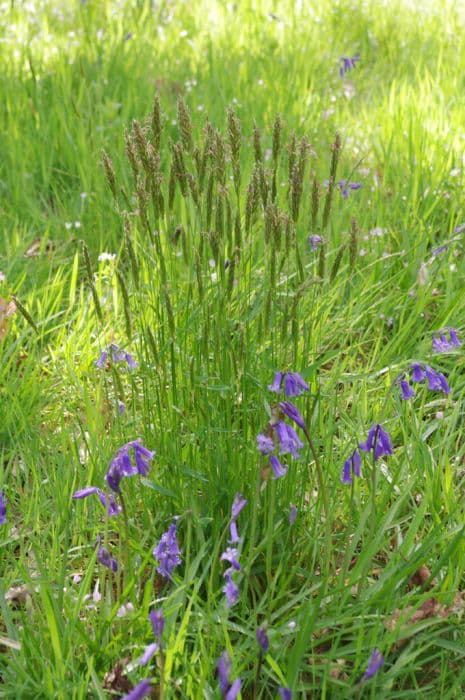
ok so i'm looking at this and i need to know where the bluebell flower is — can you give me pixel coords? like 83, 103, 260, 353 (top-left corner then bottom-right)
340, 449, 361, 483
256, 625, 269, 653
149, 609, 164, 639
222, 570, 239, 607
289, 504, 297, 525
279, 401, 306, 429
400, 380, 415, 400
432, 328, 461, 352
121, 679, 153, 700
220, 547, 241, 571
97, 545, 118, 573
454, 223, 465, 233
229, 493, 247, 543
269, 371, 309, 397
359, 425, 393, 461
273, 421, 304, 458
363, 648, 384, 680
308, 235, 323, 251
153, 522, 182, 579
257, 434, 275, 455
94, 350, 108, 369
270, 455, 287, 479
72, 486, 122, 516
217, 652, 242, 698
0, 491, 7, 525
105, 440, 155, 493
139, 642, 159, 666
424, 365, 450, 394
95, 343, 138, 370
411, 363, 425, 383
339, 52, 360, 77
278, 689, 292, 700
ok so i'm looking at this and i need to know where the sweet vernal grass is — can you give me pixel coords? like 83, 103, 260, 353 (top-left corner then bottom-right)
1, 0, 465, 698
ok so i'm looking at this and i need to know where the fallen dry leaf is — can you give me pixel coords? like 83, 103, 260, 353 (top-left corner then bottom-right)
5, 584, 32, 609
102, 657, 133, 695
24, 238, 55, 258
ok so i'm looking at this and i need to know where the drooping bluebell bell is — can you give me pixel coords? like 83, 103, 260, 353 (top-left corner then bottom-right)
139, 642, 159, 666
363, 648, 384, 680
432, 328, 461, 352
278, 689, 292, 700
308, 235, 323, 251
153, 522, 182, 579
289, 504, 297, 525
95, 343, 138, 370
359, 425, 393, 461
256, 625, 269, 653
339, 52, 360, 78
454, 223, 465, 233
149, 609, 164, 639
410, 363, 450, 394
106, 440, 155, 493
0, 491, 6, 525
97, 545, 118, 573
217, 651, 242, 699
220, 547, 241, 571
337, 180, 362, 198
72, 486, 122, 517
222, 570, 239, 608
229, 493, 247, 544
270, 455, 287, 479
279, 401, 306, 429
269, 371, 309, 397
273, 421, 304, 459
340, 449, 361, 483
121, 679, 153, 700
411, 363, 425, 383
400, 379, 415, 400
257, 434, 275, 455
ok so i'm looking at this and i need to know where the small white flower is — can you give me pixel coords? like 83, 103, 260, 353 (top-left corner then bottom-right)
98, 252, 116, 262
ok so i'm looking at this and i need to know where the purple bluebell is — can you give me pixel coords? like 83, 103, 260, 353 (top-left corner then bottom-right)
289, 504, 297, 525
432, 244, 448, 256
106, 441, 155, 492
257, 434, 275, 455
270, 455, 287, 479
432, 328, 461, 352
256, 626, 269, 653
97, 546, 118, 573
279, 401, 306, 429
153, 522, 182, 579
118, 400, 126, 415
149, 609, 164, 639
229, 493, 247, 543
400, 380, 415, 400
308, 235, 322, 251
125, 352, 138, 369
72, 486, 122, 517
278, 689, 292, 700
222, 569, 239, 607
220, 547, 241, 571
424, 365, 450, 394
363, 648, 384, 680
217, 652, 241, 699
94, 350, 108, 369
269, 371, 309, 397
454, 223, 465, 233
338, 180, 362, 198
359, 424, 393, 461
341, 449, 361, 484
0, 491, 6, 525
273, 421, 304, 458
139, 642, 159, 666
121, 679, 152, 700
339, 52, 360, 77
411, 363, 425, 383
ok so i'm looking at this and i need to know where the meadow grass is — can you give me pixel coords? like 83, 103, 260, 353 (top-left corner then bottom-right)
1, 1, 465, 698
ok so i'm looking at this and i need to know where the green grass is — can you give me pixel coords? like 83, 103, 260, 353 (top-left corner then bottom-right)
1, 1, 465, 698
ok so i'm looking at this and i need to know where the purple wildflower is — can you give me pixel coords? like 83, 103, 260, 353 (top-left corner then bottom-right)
105, 441, 155, 493
94, 350, 108, 369
256, 626, 269, 653
289, 504, 297, 525
121, 679, 153, 700
340, 449, 361, 484
257, 434, 275, 455
432, 328, 461, 352
359, 424, 393, 461
95, 343, 138, 370
411, 363, 425, 383
278, 689, 292, 700
454, 223, 465, 233
269, 371, 309, 397
220, 547, 241, 571
118, 400, 126, 415
139, 642, 159, 666
400, 380, 415, 400
153, 522, 182, 579
432, 244, 448, 256
229, 493, 247, 543
125, 352, 138, 369
363, 648, 384, 680
424, 365, 450, 394
339, 52, 360, 78
270, 455, 287, 479
222, 569, 239, 607
217, 652, 241, 699
149, 609, 164, 639
97, 546, 118, 573
0, 491, 6, 525
273, 421, 304, 458
279, 401, 306, 429
338, 180, 362, 198
308, 234, 323, 251
72, 486, 122, 517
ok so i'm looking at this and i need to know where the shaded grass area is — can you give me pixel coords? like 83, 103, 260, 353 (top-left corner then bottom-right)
1, 1, 465, 698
